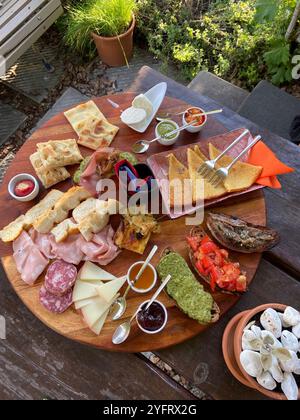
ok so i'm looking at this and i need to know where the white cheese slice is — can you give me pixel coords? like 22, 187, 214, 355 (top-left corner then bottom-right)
75, 297, 96, 310
132, 94, 153, 117
90, 308, 109, 335
73, 280, 102, 302
121, 106, 146, 125
81, 295, 116, 328
97, 276, 126, 303
80, 261, 116, 282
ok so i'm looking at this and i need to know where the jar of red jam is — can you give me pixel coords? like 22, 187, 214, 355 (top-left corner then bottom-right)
136, 300, 168, 334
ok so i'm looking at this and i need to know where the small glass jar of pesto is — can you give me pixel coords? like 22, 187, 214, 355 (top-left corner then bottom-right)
155, 119, 180, 146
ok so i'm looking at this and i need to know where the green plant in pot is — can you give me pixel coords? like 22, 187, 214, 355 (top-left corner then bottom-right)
64, 0, 136, 66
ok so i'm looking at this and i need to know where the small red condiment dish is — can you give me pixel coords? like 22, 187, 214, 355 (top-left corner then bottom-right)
8, 173, 39, 202
182, 106, 207, 133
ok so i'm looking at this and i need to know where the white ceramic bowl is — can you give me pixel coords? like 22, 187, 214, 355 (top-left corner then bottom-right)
8, 173, 39, 202
122, 82, 167, 133
182, 107, 207, 133
127, 261, 157, 294
155, 120, 179, 146
136, 299, 168, 335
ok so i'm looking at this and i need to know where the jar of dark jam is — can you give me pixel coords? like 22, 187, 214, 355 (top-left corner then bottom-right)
136, 300, 167, 334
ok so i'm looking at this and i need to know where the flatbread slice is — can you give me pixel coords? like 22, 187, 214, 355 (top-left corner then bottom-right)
187, 148, 227, 201
193, 144, 209, 161
0, 190, 64, 242
51, 218, 79, 243
0, 215, 25, 243
76, 115, 119, 150
30, 151, 70, 188
33, 186, 92, 233
168, 153, 192, 208
115, 224, 151, 255
64, 101, 119, 150
209, 144, 263, 193
37, 139, 83, 169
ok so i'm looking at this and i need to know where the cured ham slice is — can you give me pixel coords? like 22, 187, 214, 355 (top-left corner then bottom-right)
13, 231, 48, 285
29, 225, 120, 268
79, 148, 119, 195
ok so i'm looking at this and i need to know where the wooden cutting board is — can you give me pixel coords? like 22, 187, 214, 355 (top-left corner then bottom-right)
0, 93, 265, 352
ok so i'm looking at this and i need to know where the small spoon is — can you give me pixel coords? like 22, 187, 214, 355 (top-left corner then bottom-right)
132, 119, 198, 154
112, 274, 172, 345
110, 245, 158, 321
132, 109, 223, 154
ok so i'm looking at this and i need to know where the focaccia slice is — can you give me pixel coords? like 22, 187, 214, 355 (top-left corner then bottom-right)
78, 210, 110, 242
0, 215, 26, 243
37, 139, 83, 169
115, 223, 151, 255
30, 151, 70, 188
76, 115, 119, 150
64, 101, 119, 150
51, 218, 79, 243
0, 189, 63, 242
33, 186, 92, 233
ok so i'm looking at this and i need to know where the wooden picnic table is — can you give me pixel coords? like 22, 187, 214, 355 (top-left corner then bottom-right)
0, 65, 299, 400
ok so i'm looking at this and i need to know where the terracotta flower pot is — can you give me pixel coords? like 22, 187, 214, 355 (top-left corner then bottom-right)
223, 303, 300, 400
92, 15, 135, 67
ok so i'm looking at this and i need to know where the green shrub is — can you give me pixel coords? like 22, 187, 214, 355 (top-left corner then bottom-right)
136, 0, 297, 88
62, 0, 136, 58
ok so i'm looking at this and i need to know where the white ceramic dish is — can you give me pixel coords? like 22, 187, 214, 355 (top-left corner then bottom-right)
125, 82, 167, 133
155, 120, 180, 146
8, 173, 39, 202
127, 261, 157, 294
136, 300, 168, 335
182, 106, 207, 133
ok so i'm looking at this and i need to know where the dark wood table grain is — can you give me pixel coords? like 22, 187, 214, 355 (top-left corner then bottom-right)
129, 66, 300, 400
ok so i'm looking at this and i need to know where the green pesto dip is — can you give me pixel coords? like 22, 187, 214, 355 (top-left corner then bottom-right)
157, 121, 177, 139
157, 252, 214, 324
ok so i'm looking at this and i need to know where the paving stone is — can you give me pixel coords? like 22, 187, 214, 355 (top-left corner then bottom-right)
188, 71, 249, 112
0, 40, 64, 104
0, 151, 14, 185
0, 102, 26, 146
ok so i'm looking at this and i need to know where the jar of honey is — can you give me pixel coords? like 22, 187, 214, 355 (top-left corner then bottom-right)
127, 261, 157, 293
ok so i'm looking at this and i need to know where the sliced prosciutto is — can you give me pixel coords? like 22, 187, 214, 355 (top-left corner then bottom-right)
13, 231, 48, 285
81, 225, 120, 265
79, 148, 120, 195
29, 225, 120, 267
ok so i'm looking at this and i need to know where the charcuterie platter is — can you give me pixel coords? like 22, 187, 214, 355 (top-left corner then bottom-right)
0, 91, 268, 352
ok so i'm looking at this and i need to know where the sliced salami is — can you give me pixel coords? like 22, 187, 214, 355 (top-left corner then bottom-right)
45, 260, 77, 296
39, 285, 72, 314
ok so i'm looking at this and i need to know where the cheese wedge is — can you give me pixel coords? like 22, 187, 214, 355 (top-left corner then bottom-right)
73, 280, 102, 302
80, 261, 116, 282
75, 297, 97, 310
97, 276, 127, 303
187, 148, 227, 201
81, 295, 116, 328
90, 308, 110, 335
209, 144, 263, 193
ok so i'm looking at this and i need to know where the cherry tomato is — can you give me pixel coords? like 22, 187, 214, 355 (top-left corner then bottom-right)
186, 236, 200, 252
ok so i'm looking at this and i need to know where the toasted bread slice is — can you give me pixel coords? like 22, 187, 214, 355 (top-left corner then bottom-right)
209, 144, 263, 193
168, 153, 192, 208
187, 148, 226, 201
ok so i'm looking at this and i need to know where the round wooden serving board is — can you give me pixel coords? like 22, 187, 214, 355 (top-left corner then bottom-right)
0, 93, 266, 352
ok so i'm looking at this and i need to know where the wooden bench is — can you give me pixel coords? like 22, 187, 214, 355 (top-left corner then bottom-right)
0, 0, 63, 76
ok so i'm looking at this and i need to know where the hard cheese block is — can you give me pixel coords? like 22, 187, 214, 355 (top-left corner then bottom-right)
73, 280, 102, 302
81, 295, 117, 327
